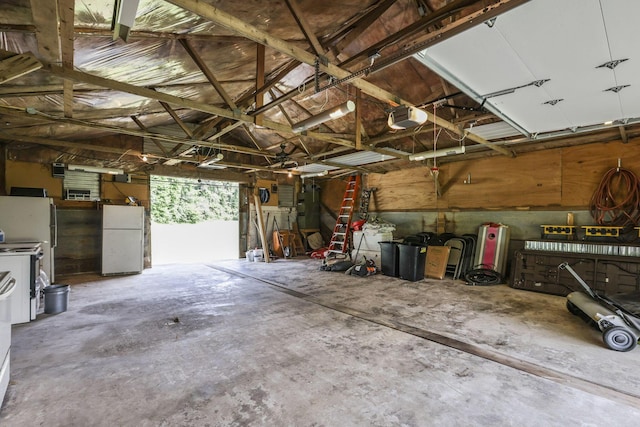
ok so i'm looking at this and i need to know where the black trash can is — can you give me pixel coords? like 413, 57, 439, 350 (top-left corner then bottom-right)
379, 241, 400, 277
398, 244, 427, 281
44, 284, 70, 314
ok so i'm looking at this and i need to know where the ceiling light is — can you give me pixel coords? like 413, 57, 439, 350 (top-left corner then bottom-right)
409, 146, 465, 161
141, 154, 148, 162
388, 106, 428, 129
301, 170, 330, 179
292, 101, 355, 133
604, 120, 614, 125
198, 152, 224, 167
67, 164, 124, 175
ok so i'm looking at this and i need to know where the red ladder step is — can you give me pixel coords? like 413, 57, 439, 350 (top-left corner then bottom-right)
327, 175, 360, 255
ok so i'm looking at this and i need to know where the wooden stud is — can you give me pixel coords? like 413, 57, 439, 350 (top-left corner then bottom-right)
253, 187, 271, 263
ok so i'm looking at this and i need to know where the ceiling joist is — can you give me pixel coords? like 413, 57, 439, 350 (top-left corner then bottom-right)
0, 51, 43, 85
164, 0, 512, 156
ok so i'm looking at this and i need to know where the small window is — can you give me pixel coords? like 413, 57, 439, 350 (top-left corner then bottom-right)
278, 184, 294, 207
63, 170, 100, 201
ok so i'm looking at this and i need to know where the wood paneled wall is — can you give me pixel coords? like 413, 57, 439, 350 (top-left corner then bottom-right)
366, 138, 640, 211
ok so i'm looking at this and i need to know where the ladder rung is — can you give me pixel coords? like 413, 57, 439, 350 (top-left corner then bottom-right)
333, 232, 346, 236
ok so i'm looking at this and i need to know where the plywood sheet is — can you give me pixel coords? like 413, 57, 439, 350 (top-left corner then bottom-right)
447, 150, 562, 209
367, 167, 446, 211
561, 139, 640, 207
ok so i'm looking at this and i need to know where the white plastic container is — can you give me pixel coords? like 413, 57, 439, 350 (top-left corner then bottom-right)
0, 229, 4, 243
253, 248, 264, 262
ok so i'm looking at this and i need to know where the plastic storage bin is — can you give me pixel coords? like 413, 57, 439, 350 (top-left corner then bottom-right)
379, 241, 400, 277
398, 244, 427, 281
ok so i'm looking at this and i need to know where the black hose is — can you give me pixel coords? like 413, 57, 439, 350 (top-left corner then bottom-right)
464, 268, 502, 286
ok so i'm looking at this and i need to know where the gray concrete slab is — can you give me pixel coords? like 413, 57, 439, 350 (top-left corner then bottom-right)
1, 259, 639, 426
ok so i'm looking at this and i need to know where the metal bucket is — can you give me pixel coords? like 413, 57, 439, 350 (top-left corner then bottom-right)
44, 284, 70, 314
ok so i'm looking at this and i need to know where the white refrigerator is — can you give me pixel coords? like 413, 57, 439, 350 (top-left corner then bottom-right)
0, 196, 56, 282
101, 205, 144, 275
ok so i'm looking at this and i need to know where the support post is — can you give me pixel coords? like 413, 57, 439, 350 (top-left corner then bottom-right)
253, 187, 270, 263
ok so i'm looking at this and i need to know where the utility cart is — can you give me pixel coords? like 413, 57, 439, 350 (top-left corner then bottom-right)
560, 262, 640, 352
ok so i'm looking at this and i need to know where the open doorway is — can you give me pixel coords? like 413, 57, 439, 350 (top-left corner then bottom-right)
150, 176, 239, 265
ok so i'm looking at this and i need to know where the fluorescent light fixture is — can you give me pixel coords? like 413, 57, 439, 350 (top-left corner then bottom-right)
292, 101, 355, 133
301, 170, 330, 179
198, 152, 224, 167
388, 106, 428, 129
67, 164, 124, 175
409, 146, 466, 161
112, 0, 140, 42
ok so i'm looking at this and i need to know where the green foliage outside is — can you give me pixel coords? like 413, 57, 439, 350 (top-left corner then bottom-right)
150, 176, 239, 224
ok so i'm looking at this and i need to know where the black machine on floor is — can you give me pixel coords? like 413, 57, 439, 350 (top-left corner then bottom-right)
560, 262, 640, 352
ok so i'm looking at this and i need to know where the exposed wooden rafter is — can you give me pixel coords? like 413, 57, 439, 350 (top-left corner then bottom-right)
0, 105, 273, 158
29, 0, 61, 64
326, 0, 396, 58
58, 0, 75, 118
255, 43, 265, 127
164, 0, 513, 156
284, 0, 335, 62
179, 39, 238, 110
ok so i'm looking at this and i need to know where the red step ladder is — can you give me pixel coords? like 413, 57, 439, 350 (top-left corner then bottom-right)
327, 175, 360, 255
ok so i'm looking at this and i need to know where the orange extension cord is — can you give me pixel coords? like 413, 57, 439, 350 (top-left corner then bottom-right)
589, 167, 640, 228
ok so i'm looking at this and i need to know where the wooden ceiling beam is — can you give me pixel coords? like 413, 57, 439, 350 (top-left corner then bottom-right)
29, 0, 61, 63
328, 0, 396, 56
46, 64, 362, 152
0, 105, 273, 158
159, 101, 194, 139
241, 125, 273, 163
130, 116, 171, 157
2, 133, 143, 157
193, 117, 223, 141
236, 59, 301, 109
143, 163, 252, 183
284, 0, 334, 61
45, 64, 290, 133
338, 0, 478, 70
205, 120, 244, 142
0, 80, 253, 98
58, 0, 75, 118
255, 43, 265, 127
164, 0, 512, 157
159, 99, 195, 163
179, 39, 238, 110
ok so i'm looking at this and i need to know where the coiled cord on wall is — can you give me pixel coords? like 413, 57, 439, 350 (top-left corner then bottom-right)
589, 167, 640, 228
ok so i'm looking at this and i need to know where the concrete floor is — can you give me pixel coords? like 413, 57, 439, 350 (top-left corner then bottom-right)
1, 258, 639, 426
